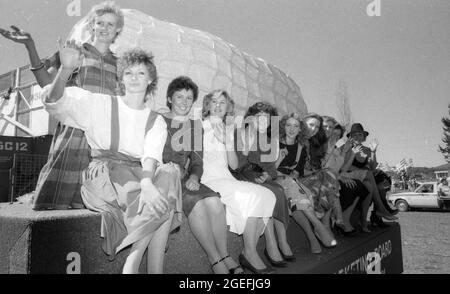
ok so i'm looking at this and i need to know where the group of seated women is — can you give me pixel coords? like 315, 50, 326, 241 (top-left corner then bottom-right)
42, 43, 397, 274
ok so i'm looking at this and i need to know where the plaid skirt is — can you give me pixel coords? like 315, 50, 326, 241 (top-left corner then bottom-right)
32, 124, 89, 210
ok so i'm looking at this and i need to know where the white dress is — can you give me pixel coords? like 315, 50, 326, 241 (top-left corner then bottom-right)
200, 119, 276, 235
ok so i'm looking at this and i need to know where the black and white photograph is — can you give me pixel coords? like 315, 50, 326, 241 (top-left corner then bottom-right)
0, 0, 449, 277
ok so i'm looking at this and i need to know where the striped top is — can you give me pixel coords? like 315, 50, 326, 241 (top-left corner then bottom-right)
44, 43, 120, 95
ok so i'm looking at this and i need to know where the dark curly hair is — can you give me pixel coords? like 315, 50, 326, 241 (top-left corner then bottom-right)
244, 102, 278, 137
166, 76, 198, 109
117, 48, 158, 99
302, 113, 327, 167
334, 124, 345, 139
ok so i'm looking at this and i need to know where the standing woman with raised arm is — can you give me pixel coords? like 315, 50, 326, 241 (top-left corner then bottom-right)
0, 1, 125, 210
42, 44, 182, 273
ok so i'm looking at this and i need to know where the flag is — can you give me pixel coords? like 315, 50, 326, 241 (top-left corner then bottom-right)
396, 158, 408, 172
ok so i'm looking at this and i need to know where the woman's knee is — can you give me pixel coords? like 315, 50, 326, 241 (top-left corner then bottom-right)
189, 199, 206, 219
203, 196, 225, 215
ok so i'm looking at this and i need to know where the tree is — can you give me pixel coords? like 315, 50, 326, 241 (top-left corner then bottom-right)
335, 80, 353, 131
438, 105, 450, 163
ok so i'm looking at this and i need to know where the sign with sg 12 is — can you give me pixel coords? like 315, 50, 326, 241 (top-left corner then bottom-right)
0, 136, 33, 155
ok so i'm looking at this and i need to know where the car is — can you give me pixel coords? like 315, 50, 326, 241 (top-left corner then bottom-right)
387, 181, 450, 212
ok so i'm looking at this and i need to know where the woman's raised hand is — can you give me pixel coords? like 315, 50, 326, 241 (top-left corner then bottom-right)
341, 139, 353, 153
212, 120, 234, 148
369, 138, 379, 152
211, 121, 226, 144
57, 38, 83, 70
351, 144, 363, 154
341, 177, 357, 189
0, 25, 33, 45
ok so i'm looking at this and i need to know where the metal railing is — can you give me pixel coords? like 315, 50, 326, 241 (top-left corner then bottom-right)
9, 153, 48, 202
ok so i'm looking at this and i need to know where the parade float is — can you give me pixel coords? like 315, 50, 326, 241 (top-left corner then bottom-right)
0, 9, 402, 274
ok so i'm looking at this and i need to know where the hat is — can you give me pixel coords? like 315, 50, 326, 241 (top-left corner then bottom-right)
347, 123, 369, 138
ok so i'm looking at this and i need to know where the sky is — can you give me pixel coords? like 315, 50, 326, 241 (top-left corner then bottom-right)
0, 0, 449, 167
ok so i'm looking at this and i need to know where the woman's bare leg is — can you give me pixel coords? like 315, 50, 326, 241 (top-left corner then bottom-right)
264, 218, 284, 261
291, 210, 321, 253
342, 197, 359, 231
123, 234, 153, 274
359, 183, 373, 232
188, 200, 228, 274
242, 217, 267, 270
273, 219, 293, 256
365, 173, 395, 219
304, 210, 337, 247
203, 197, 240, 272
321, 209, 333, 235
146, 211, 174, 274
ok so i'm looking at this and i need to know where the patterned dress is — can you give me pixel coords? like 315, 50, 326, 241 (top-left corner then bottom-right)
42, 86, 182, 259
33, 43, 120, 210
299, 142, 341, 220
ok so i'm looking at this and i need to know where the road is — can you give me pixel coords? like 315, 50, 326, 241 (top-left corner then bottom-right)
398, 210, 450, 274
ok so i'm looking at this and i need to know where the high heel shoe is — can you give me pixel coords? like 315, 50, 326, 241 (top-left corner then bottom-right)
388, 208, 399, 215
310, 239, 322, 254
314, 228, 337, 248
264, 249, 287, 267
370, 213, 390, 228
375, 211, 398, 221
360, 226, 372, 233
335, 225, 359, 237
220, 254, 244, 274
278, 246, 296, 262
211, 257, 229, 274
238, 254, 275, 274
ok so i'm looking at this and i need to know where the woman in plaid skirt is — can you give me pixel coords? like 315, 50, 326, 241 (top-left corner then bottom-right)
0, 1, 125, 210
